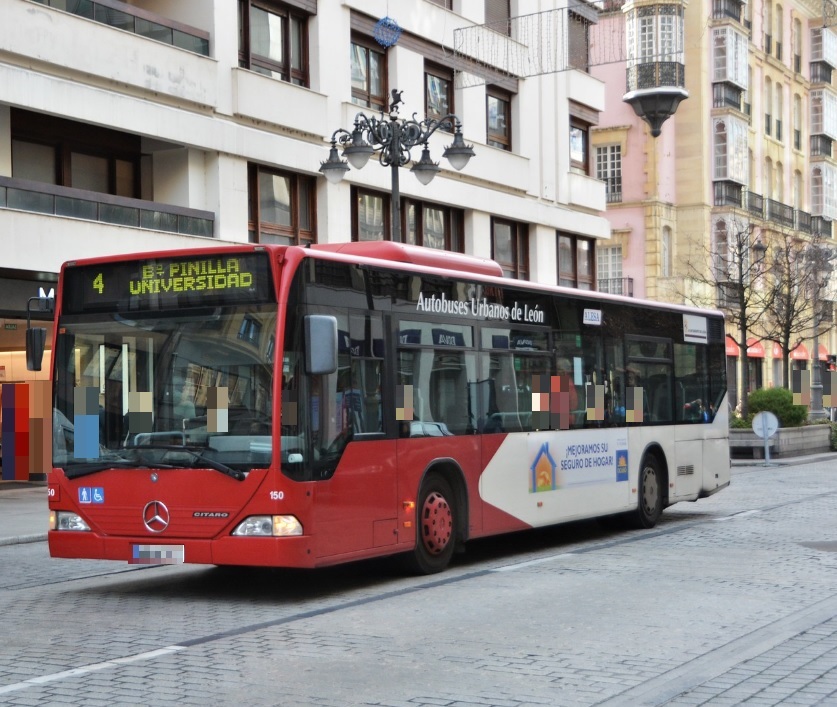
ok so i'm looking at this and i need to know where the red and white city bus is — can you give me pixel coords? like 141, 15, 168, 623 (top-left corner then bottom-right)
40, 242, 730, 574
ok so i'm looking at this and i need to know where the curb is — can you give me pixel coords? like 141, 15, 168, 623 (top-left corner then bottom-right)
0, 533, 48, 547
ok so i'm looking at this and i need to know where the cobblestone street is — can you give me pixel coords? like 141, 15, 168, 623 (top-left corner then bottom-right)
1, 459, 837, 706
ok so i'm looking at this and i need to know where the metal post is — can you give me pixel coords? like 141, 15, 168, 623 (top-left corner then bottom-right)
390, 119, 402, 243
811, 275, 826, 419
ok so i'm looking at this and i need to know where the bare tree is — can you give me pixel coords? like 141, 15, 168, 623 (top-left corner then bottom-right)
680, 216, 771, 418
762, 233, 834, 390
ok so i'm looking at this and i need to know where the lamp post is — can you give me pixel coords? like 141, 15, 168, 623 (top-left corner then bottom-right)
319, 89, 474, 243
807, 243, 834, 420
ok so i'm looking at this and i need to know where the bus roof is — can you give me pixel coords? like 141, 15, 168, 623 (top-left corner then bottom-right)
301, 242, 723, 320
309, 242, 504, 278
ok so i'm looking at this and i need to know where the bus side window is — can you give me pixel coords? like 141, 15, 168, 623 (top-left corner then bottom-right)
674, 343, 711, 422
480, 352, 522, 433
430, 350, 477, 435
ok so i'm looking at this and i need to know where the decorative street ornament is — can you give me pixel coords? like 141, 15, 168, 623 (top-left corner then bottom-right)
374, 16, 402, 47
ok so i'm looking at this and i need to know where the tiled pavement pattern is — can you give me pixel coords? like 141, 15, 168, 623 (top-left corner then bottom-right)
1, 460, 836, 706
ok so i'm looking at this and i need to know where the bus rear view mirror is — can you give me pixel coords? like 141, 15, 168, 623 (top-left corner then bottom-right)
26, 326, 47, 371
304, 315, 338, 375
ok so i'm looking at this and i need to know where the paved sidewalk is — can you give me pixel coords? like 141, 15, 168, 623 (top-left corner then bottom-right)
0, 482, 48, 546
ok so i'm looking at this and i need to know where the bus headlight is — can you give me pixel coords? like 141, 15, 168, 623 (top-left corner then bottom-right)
50, 511, 91, 531
232, 515, 303, 537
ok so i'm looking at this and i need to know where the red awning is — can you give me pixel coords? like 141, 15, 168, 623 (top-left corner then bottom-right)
746, 338, 765, 358
725, 335, 739, 357
818, 343, 829, 361
772, 342, 783, 359
790, 343, 809, 360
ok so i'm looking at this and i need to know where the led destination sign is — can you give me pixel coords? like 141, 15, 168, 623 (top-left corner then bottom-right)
63, 253, 274, 314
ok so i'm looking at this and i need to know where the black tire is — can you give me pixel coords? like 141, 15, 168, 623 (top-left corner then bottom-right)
631, 454, 663, 529
403, 473, 457, 575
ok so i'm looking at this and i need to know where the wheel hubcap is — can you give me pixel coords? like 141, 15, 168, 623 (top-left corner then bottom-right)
642, 468, 658, 513
421, 491, 452, 555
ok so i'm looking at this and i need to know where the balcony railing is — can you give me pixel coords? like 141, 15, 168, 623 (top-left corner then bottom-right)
766, 198, 794, 228
32, 0, 209, 56
811, 62, 833, 84
746, 190, 764, 218
626, 62, 685, 92
714, 181, 743, 208
796, 209, 812, 234
713, 82, 743, 111
602, 178, 622, 203
0, 177, 213, 237
597, 278, 634, 297
813, 216, 833, 238
811, 135, 833, 158
711, 0, 741, 20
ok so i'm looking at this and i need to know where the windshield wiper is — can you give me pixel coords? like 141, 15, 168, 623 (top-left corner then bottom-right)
123, 444, 246, 481
63, 460, 149, 480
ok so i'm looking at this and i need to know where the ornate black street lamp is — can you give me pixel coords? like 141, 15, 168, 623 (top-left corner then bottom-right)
320, 89, 474, 242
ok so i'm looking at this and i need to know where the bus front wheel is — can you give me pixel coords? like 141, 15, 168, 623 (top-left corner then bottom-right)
404, 473, 457, 575
632, 454, 663, 529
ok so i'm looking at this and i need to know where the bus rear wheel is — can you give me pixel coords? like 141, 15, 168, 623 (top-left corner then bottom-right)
632, 454, 663, 529
404, 473, 457, 575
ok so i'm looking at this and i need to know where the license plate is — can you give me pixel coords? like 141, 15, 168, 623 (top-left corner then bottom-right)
131, 544, 185, 565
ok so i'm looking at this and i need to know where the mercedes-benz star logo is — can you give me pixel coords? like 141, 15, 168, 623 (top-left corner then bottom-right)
142, 501, 170, 533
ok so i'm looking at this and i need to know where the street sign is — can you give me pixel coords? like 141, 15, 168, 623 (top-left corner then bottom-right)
751, 411, 779, 438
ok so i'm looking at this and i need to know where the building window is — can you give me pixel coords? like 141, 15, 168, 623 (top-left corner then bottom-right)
353, 188, 390, 241
426, 64, 454, 125
350, 188, 463, 250
427, 0, 453, 6
570, 119, 591, 175
662, 226, 672, 277
597, 245, 623, 293
558, 233, 594, 289
238, 315, 262, 346
10, 109, 140, 198
492, 218, 529, 279
351, 34, 387, 111
238, 1, 309, 86
487, 87, 512, 151
248, 165, 315, 245
567, 11, 590, 71
596, 145, 622, 202
485, 0, 510, 35
405, 199, 464, 252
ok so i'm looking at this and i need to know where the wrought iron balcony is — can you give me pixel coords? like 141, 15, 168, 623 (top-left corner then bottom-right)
711, 0, 742, 21
745, 190, 764, 218
811, 62, 833, 84
597, 278, 634, 297
811, 135, 833, 158
766, 198, 794, 228
714, 181, 744, 208
713, 83, 743, 111
626, 62, 686, 93
795, 209, 812, 234
813, 216, 833, 238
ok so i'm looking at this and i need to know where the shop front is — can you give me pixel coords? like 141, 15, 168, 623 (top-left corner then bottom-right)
0, 269, 56, 482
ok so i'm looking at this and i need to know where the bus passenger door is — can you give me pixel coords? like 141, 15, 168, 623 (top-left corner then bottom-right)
310, 313, 399, 560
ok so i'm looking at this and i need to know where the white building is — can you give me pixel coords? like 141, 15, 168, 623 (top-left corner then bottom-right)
0, 0, 609, 382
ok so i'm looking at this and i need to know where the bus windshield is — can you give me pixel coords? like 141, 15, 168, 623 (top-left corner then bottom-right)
52, 304, 277, 476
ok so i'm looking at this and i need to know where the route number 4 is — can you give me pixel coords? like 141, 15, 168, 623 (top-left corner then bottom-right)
93, 272, 104, 294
